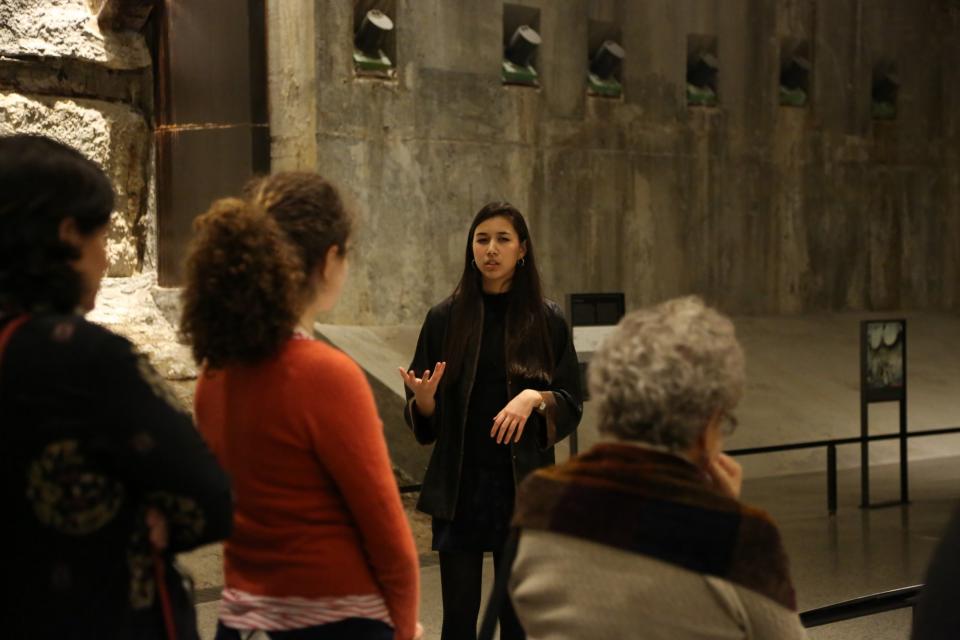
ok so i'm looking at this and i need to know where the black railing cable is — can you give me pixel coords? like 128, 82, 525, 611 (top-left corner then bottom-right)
800, 584, 923, 628
398, 425, 960, 513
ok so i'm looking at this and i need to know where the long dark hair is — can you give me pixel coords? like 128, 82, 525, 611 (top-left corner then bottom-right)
180, 172, 353, 367
444, 202, 553, 383
0, 135, 114, 314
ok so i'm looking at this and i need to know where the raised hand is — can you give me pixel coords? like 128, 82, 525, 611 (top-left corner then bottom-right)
491, 389, 541, 444
398, 361, 446, 417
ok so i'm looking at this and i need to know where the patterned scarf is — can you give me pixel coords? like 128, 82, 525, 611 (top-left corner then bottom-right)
512, 442, 797, 610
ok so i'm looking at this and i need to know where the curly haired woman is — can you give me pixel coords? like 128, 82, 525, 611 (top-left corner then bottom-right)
181, 172, 421, 640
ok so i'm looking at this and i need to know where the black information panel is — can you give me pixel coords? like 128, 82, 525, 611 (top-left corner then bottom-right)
566, 293, 626, 455
569, 293, 626, 327
859, 319, 908, 508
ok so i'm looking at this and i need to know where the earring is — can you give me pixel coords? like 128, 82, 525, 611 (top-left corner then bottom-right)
517, 257, 526, 267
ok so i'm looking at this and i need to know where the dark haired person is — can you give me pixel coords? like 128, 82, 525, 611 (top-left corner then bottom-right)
399, 202, 583, 639
181, 172, 421, 640
0, 134, 233, 639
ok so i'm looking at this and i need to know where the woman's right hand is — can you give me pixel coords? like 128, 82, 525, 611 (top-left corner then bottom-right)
398, 361, 446, 416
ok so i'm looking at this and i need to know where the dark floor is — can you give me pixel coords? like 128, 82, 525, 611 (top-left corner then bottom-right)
745, 456, 956, 639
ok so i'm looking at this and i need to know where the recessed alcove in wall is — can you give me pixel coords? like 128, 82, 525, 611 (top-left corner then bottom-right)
502, 4, 541, 87
353, 0, 396, 79
687, 34, 718, 107
779, 39, 811, 107
872, 62, 899, 120
587, 20, 624, 99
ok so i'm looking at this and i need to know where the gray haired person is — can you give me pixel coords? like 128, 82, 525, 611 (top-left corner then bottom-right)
508, 296, 808, 640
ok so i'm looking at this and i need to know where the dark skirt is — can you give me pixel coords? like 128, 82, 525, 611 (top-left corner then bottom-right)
432, 461, 515, 552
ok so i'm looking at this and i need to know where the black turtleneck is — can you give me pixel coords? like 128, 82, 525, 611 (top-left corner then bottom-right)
465, 291, 513, 467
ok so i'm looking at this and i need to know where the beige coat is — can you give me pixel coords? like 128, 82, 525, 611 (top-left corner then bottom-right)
510, 529, 809, 640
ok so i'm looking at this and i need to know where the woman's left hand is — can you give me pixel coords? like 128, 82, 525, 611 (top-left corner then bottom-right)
491, 389, 541, 444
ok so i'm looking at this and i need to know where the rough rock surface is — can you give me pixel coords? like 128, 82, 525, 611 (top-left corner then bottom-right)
87, 274, 197, 410
0, 0, 150, 69
0, 92, 150, 275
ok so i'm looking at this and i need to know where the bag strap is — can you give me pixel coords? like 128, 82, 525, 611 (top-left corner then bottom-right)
153, 550, 178, 640
0, 315, 29, 372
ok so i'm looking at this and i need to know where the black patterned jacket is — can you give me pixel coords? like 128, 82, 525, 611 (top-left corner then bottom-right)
0, 314, 232, 639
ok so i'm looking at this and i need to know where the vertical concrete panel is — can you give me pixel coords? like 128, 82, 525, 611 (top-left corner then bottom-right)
268, 0, 317, 171
895, 1, 944, 155
404, 1, 500, 75
539, 0, 587, 119
622, 0, 683, 119
813, 0, 869, 136
777, 0, 813, 37
587, 0, 622, 22
771, 108, 811, 313
719, 0, 777, 139
903, 169, 951, 309
314, 0, 352, 86
629, 152, 694, 305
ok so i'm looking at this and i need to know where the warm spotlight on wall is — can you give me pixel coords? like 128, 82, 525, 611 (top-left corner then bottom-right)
779, 51, 811, 107
872, 63, 899, 119
687, 35, 718, 107
588, 40, 624, 98
353, 9, 394, 76
502, 25, 541, 86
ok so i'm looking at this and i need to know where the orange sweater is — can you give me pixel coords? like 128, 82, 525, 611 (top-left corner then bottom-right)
195, 338, 419, 640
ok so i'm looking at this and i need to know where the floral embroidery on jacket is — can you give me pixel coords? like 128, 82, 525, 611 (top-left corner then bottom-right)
26, 439, 125, 535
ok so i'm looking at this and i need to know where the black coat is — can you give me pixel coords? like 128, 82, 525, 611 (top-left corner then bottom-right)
1, 314, 233, 639
404, 297, 583, 520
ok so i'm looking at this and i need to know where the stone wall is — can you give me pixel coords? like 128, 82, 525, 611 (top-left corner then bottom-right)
0, 1, 187, 410
0, 0, 152, 276
269, 0, 960, 325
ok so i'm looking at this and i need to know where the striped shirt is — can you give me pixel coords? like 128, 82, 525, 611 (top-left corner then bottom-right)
219, 588, 393, 631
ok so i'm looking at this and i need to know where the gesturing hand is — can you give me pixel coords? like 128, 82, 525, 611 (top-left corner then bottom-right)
491, 389, 541, 444
398, 361, 446, 416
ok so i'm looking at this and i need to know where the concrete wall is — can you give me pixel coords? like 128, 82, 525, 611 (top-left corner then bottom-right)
0, 0, 153, 276
270, 0, 960, 325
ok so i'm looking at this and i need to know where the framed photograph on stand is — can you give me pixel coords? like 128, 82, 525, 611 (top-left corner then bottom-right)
860, 319, 908, 507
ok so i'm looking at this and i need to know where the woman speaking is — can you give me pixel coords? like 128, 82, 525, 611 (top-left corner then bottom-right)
400, 202, 583, 640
